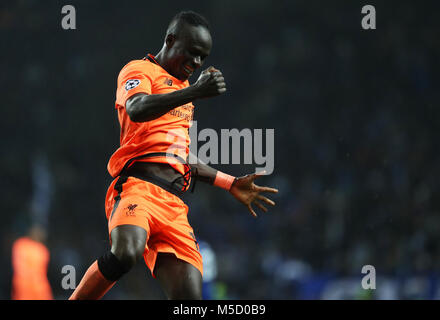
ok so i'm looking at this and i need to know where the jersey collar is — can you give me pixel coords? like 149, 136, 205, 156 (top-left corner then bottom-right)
145, 53, 187, 84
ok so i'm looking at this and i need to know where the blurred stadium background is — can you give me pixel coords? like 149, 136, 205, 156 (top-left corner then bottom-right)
1, 0, 439, 299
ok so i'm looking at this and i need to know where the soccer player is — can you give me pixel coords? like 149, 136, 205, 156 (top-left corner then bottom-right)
12, 224, 53, 300
69, 11, 278, 300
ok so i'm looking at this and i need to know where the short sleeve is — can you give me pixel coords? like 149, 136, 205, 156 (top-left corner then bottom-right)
115, 61, 154, 108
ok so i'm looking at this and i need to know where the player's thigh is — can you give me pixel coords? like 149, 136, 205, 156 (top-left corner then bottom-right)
110, 225, 148, 266
154, 252, 202, 300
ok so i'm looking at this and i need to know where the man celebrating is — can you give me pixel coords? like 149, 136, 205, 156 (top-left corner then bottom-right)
70, 11, 278, 300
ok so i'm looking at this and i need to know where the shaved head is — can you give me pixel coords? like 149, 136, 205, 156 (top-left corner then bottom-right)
155, 11, 212, 81
166, 11, 210, 37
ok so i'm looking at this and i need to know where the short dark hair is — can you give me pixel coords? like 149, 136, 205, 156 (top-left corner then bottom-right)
167, 10, 210, 34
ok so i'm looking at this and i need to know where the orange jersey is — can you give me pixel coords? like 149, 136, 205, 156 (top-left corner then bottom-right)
11, 237, 53, 300
107, 54, 194, 178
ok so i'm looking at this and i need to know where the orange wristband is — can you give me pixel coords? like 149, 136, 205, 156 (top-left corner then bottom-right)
214, 171, 235, 190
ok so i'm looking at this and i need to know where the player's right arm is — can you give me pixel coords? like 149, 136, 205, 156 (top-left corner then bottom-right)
126, 67, 226, 122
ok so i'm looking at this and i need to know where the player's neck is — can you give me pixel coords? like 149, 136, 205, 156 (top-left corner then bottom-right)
154, 50, 181, 80
154, 50, 168, 71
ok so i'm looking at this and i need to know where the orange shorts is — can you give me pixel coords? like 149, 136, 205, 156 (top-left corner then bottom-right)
104, 176, 203, 277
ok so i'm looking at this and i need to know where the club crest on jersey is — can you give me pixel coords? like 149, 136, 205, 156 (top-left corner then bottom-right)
164, 78, 173, 86
125, 204, 138, 217
125, 79, 140, 91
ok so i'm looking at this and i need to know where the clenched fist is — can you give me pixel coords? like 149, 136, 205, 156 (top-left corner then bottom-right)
191, 66, 226, 98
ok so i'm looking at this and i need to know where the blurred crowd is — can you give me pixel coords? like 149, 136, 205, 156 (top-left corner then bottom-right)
1, 1, 438, 299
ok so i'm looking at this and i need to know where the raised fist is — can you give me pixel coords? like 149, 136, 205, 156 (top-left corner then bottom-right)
192, 66, 226, 98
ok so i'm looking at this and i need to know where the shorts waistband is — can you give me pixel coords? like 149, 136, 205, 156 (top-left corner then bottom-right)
118, 152, 192, 194
120, 167, 185, 199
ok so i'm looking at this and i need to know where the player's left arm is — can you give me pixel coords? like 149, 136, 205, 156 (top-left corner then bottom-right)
190, 160, 278, 217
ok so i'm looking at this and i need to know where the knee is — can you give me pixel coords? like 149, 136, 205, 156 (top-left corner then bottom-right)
179, 288, 202, 300
168, 276, 202, 300
97, 249, 140, 282
111, 240, 145, 271
110, 225, 147, 271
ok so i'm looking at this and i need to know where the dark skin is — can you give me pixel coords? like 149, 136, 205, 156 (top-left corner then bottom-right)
111, 22, 278, 299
